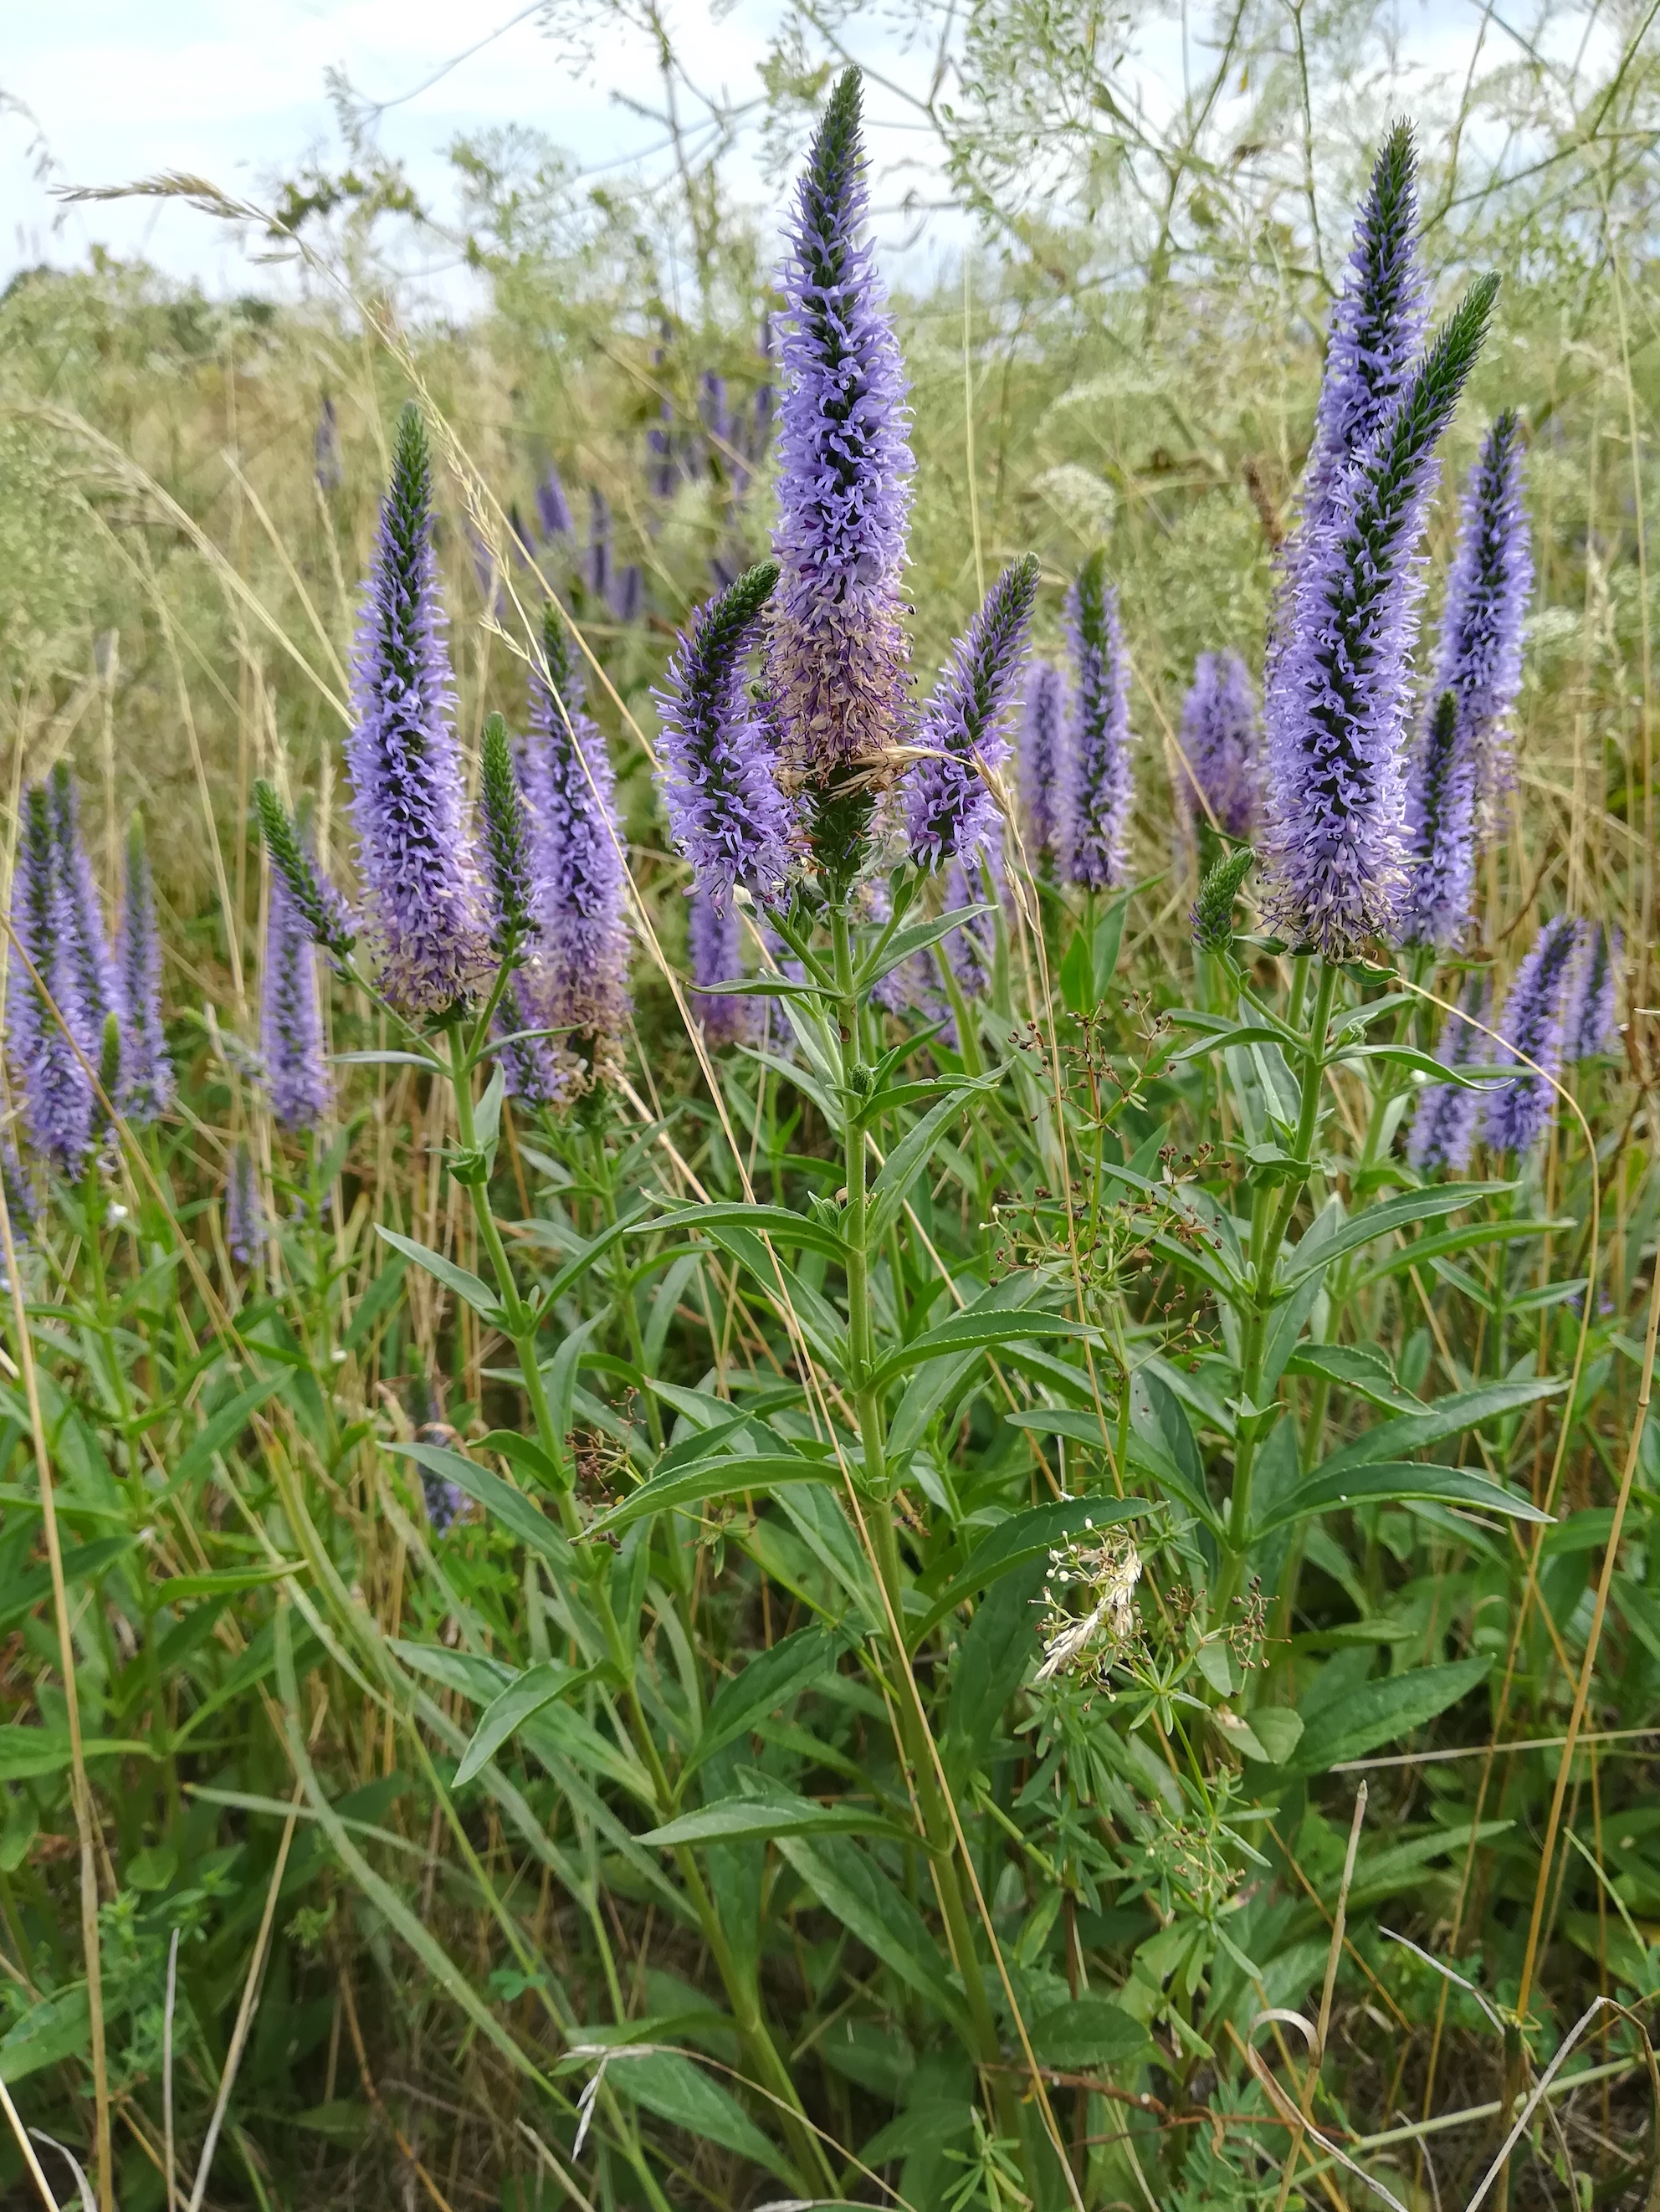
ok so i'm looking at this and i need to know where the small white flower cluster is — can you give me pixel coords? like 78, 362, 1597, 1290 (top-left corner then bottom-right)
1034, 1523, 1143, 1686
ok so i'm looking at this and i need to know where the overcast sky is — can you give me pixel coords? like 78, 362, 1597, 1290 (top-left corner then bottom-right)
0, 3, 1597, 306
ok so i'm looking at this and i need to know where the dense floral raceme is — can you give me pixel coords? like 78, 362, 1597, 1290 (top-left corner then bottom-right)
1176, 649, 1261, 840
1301, 122, 1427, 533
1063, 551, 1135, 889
49, 765, 116, 1060
656, 563, 794, 909
226, 1141, 264, 1265
942, 853, 1001, 1001
8, 784, 95, 1174
1564, 923, 1621, 1062
1431, 410, 1533, 820
522, 607, 633, 1066
252, 784, 357, 960
1263, 277, 1499, 955
1483, 914, 1579, 1152
766, 67, 914, 781
116, 815, 172, 1124
346, 402, 489, 1016
1399, 689, 1477, 948
477, 711, 564, 1106
1406, 975, 1490, 1173
1018, 661, 1066, 857
535, 461, 573, 542
906, 556, 1038, 869
260, 866, 332, 1133
688, 883, 758, 1046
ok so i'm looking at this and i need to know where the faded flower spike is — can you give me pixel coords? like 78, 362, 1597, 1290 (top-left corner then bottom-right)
1062, 551, 1135, 890
1176, 650, 1261, 842
1482, 915, 1578, 1154
906, 556, 1038, 871
1431, 411, 1532, 822
1035, 1527, 1142, 1687
260, 865, 331, 1133
1563, 923, 1620, 1062
656, 562, 793, 910
1191, 845, 1255, 955
346, 402, 488, 1016
1406, 975, 1489, 1174
768, 68, 914, 787
1398, 689, 1477, 950
1018, 661, 1066, 858
523, 603, 633, 1075
8, 784, 95, 1175
117, 816, 172, 1124
1263, 274, 1499, 958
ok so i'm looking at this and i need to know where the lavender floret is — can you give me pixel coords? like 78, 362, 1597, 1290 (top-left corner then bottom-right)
8, 786, 94, 1174
260, 866, 331, 1132
1062, 553, 1135, 890
117, 815, 172, 1123
1398, 689, 1477, 950
346, 404, 488, 1016
1018, 661, 1066, 858
907, 556, 1038, 871
1176, 650, 1261, 841
1406, 975, 1489, 1173
767, 69, 914, 782
1262, 276, 1499, 957
1563, 924, 1621, 1062
1482, 916, 1579, 1153
656, 564, 793, 909
1431, 411, 1532, 821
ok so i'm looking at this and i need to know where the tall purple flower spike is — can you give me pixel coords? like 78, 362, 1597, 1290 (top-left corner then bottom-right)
1398, 689, 1477, 950
478, 712, 563, 1106
1482, 915, 1579, 1153
536, 461, 573, 542
260, 865, 331, 1131
1062, 552, 1135, 890
1430, 410, 1532, 821
907, 556, 1038, 871
1406, 975, 1489, 1174
8, 784, 94, 1174
346, 403, 488, 1016
1262, 275, 1499, 957
117, 815, 172, 1124
49, 766, 116, 1057
1302, 122, 1428, 535
522, 612, 633, 1076
943, 853, 1001, 1000
1563, 923, 1621, 1062
1018, 661, 1066, 858
612, 566, 644, 624
688, 882, 757, 1046
1176, 650, 1261, 841
585, 489, 612, 605
656, 563, 793, 909
768, 69, 914, 782
226, 1141, 264, 1266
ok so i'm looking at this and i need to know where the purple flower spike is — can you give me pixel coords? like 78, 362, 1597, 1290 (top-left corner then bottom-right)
1432, 411, 1532, 821
260, 866, 331, 1132
535, 461, 573, 543
1176, 651, 1261, 841
701, 371, 730, 463
585, 489, 612, 605
1018, 661, 1066, 858
768, 69, 915, 781
49, 766, 115, 1057
524, 607, 633, 1071
656, 563, 793, 909
8, 786, 94, 1175
1406, 975, 1489, 1174
346, 403, 489, 1016
612, 565, 643, 624
907, 556, 1038, 871
1062, 552, 1135, 890
1399, 689, 1477, 950
1303, 122, 1428, 534
1563, 923, 1621, 1062
226, 1142, 264, 1266
315, 395, 343, 495
689, 883, 757, 1046
943, 853, 1001, 1000
0, 1136, 37, 1252
1263, 275, 1499, 957
117, 816, 172, 1124
479, 711, 563, 1105
1482, 916, 1579, 1153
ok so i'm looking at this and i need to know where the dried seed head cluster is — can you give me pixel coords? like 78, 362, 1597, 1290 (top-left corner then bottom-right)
1034, 1523, 1144, 1686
